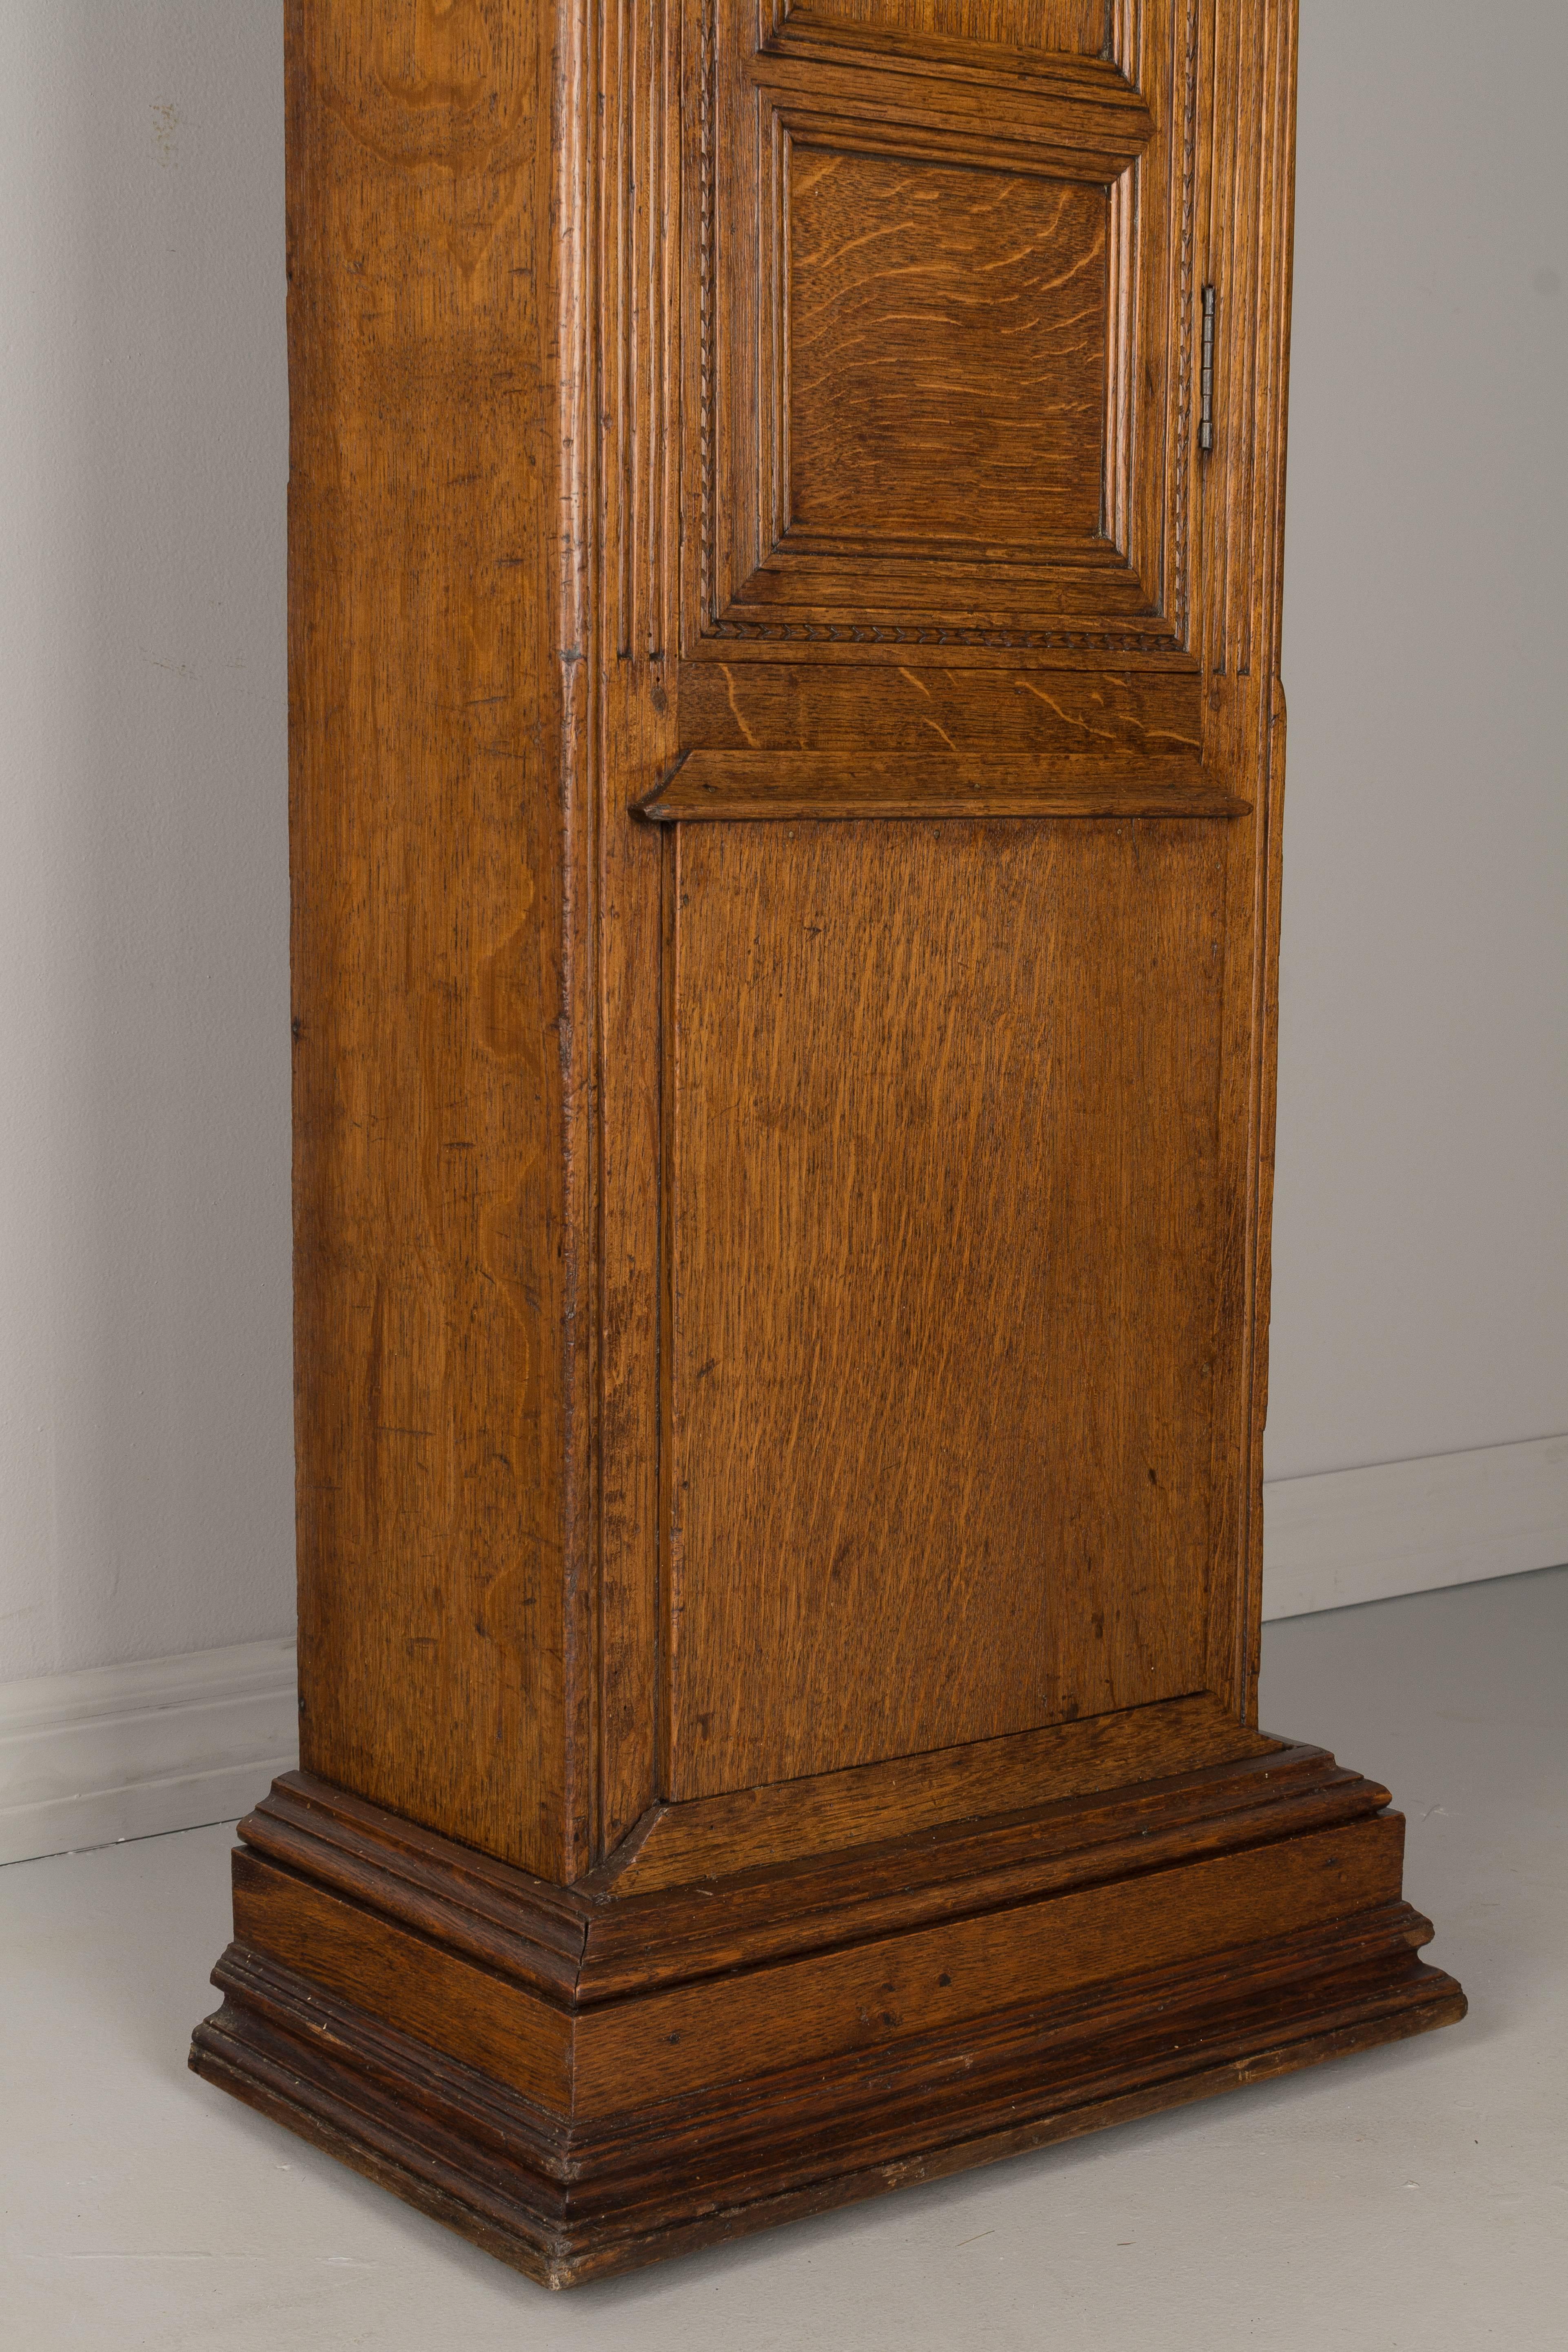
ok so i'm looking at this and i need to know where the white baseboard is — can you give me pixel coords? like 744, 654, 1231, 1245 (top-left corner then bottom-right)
0, 1637, 298, 1868
3, 1435, 1564, 1866
1262, 1432, 1568, 1620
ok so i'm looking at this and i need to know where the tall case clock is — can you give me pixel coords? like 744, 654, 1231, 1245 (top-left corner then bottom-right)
191, 0, 1465, 2285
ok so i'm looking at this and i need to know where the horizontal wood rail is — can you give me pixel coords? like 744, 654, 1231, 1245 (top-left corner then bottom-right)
636, 751, 1250, 823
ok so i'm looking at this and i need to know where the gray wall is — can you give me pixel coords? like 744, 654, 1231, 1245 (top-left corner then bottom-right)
0, 5, 291, 1679
1271, 0, 1568, 1477
0, 1, 1563, 1682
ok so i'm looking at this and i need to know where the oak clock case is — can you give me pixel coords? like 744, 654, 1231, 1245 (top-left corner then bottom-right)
190, 0, 1465, 2288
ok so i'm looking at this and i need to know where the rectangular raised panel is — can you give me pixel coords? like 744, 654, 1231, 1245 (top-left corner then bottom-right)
696, 0, 1189, 650
667, 818, 1230, 1799
790, 2, 1111, 51
787, 150, 1108, 550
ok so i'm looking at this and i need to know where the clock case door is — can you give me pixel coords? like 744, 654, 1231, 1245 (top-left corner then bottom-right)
599, 0, 1289, 1860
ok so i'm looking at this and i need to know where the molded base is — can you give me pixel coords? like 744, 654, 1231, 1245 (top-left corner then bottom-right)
190, 1741, 1465, 2287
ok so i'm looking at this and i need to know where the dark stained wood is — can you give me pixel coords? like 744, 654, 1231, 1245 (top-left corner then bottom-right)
230, 1849, 575, 2113
668, 816, 1230, 1794
193, 1932, 1462, 2288
194, 0, 1466, 2288
637, 749, 1244, 819
594, 1690, 1275, 1892
192, 1759, 1465, 2286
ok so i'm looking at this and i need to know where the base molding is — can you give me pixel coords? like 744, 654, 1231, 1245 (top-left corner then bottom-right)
0, 1639, 297, 1867
193, 1916, 1460, 2289
190, 1735, 1465, 2286
1262, 1434, 1568, 1619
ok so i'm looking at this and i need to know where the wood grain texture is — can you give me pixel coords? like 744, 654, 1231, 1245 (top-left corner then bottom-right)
697, 0, 1182, 645
195, 0, 1470, 2291
639, 749, 1244, 819
790, 0, 1111, 53
669, 817, 1229, 1796
596, 1690, 1276, 1892
193, 1931, 1462, 2287
284, 0, 590, 1876
577, 1818, 1409, 2108
787, 149, 1108, 548
582, 1756, 1403, 1989
240, 1742, 1381, 1999
191, 1751, 1464, 2284
593, 0, 681, 1860
230, 1849, 575, 2113
677, 658, 1205, 754
267, 0, 1321, 1898
231, 1801, 1414, 2119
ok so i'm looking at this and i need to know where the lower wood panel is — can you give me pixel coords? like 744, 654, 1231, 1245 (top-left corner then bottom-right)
668, 818, 1231, 1797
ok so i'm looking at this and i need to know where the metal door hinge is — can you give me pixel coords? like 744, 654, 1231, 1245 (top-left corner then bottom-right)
1199, 285, 1216, 453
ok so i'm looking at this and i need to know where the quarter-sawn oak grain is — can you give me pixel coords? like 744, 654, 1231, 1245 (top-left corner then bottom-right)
668, 816, 1228, 1793
191, 0, 1465, 2289
194, 1740, 1464, 2285
787, 151, 1109, 548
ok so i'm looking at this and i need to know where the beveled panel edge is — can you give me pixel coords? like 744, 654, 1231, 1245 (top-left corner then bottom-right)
754, 60, 1155, 180
636, 749, 1249, 820
676, 631, 1200, 667
589, 1691, 1277, 1891
764, 8, 1130, 103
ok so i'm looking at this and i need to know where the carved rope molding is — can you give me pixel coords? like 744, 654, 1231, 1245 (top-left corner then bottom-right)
1171, 0, 1201, 646
697, 0, 719, 627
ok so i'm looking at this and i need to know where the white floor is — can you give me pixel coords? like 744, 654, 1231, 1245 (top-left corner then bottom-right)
3, 1569, 1564, 2352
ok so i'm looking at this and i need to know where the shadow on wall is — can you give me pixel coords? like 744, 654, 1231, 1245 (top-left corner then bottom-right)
0, 2, 293, 1680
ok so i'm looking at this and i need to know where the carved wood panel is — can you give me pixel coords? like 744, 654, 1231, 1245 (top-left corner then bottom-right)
685, 0, 1195, 656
